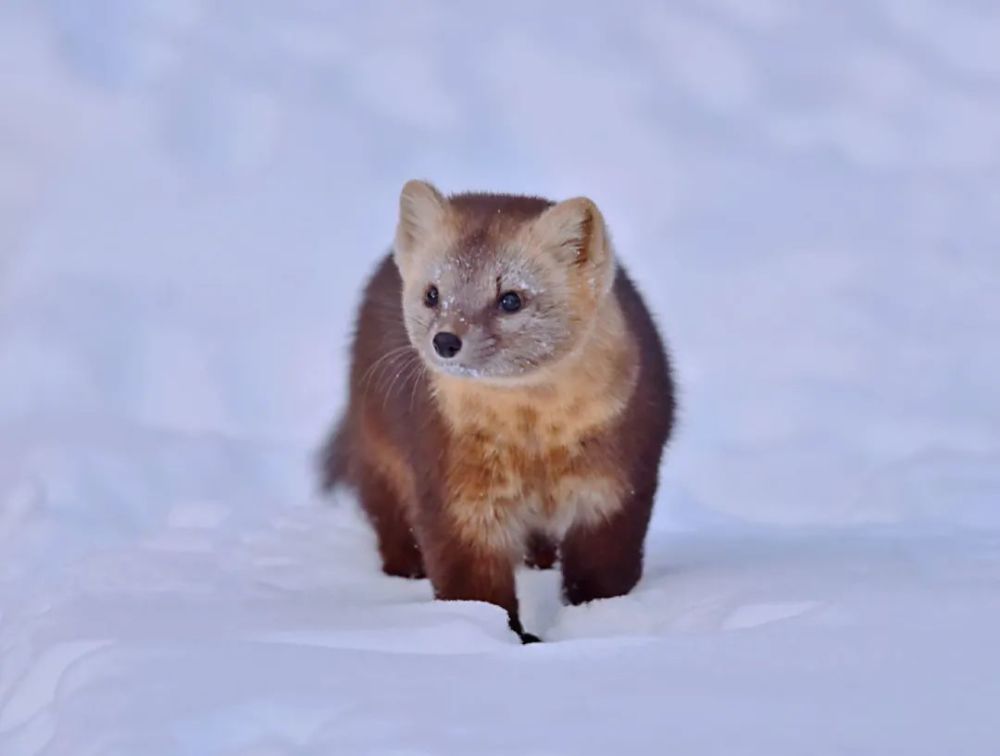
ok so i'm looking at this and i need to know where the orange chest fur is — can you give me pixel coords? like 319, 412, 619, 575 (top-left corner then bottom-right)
429, 339, 638, 523
440, 395, 625, 512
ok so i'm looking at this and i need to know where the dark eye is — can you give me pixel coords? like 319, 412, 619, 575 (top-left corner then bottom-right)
498, 291, 522, 313
424, 285, 439, 308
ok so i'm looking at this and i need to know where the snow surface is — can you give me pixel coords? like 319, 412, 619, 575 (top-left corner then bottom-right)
2, 1, 999, 754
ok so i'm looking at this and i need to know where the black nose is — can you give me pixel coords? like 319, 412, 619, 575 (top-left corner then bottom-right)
433, 332, 462, 358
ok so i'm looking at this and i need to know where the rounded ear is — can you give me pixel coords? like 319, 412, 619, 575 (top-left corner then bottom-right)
529, 197, 615, 295
394, 179, 448, 274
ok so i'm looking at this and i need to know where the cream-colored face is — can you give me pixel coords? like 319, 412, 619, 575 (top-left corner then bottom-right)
393, 180, 616, 383
402, 244, 574, 380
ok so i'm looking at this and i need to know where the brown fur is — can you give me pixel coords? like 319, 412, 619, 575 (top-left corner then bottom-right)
320, 183, 675, 642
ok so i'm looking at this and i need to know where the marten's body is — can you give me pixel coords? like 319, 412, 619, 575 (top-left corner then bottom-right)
321, 182, 674, 642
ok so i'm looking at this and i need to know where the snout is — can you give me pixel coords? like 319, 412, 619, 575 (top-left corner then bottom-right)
432, 331, 462, 359
423, 323, 501, 378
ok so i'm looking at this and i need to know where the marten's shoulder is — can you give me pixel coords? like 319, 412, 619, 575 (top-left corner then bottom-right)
351, 254, 405, 369
612, 266, 676, 466
334, 255, 444, 481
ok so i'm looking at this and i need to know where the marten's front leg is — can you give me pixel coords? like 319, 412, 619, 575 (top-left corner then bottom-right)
418, 499, 539, 643
560, 486, 654, 606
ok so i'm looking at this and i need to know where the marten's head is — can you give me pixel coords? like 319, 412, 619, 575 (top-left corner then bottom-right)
392, 180, 616, 383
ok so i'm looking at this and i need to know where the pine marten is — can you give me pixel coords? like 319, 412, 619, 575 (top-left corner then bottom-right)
320, 180, 675, 643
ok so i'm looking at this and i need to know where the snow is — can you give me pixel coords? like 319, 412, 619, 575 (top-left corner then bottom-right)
1, 1, 999, 753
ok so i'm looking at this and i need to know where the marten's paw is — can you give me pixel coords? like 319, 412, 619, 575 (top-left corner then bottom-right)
381, 562, 426, 580
508, 616, 543, 644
